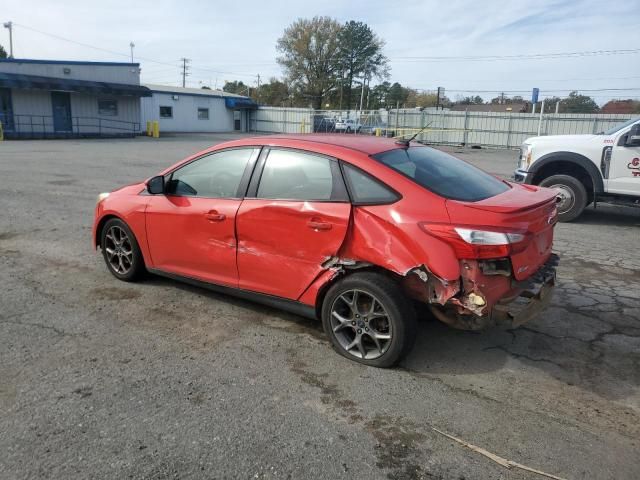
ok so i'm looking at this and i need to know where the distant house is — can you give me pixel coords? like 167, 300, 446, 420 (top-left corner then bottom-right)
0, 58, 151, 138
141, 84, 257, 133
451, 103, 530, 113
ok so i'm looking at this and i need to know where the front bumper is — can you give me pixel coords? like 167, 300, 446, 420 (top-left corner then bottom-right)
513, 168, 535, 184
490, 253, 559, 327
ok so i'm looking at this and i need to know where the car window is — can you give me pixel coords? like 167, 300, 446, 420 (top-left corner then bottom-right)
166, 148, 257, 198
373, 146, 509, 202
257, 149, 337, 201
342, 164, 399, 204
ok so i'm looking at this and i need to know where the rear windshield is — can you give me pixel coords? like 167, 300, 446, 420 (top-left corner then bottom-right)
372, 146, 509, 202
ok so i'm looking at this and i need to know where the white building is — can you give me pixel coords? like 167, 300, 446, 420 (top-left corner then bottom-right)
0, 58, 150, 138
141, 84, 257, 133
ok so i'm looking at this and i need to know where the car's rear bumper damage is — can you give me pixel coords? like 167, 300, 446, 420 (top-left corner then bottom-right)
403, 253, 559, 330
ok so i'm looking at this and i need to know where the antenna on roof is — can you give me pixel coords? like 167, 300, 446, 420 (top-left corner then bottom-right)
395, 121, 433, 147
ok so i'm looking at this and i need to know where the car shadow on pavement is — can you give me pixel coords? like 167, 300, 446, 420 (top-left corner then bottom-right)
142, 273, 639, 402
574, 205, 640, 226
403, 283, 640, 403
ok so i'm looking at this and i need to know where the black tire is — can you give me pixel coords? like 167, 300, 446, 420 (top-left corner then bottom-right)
100, 218, 145, 282
321, 272, 417, 368
539, 174, 588, 222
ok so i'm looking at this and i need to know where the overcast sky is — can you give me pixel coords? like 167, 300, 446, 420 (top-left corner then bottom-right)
2, 0, 639, 103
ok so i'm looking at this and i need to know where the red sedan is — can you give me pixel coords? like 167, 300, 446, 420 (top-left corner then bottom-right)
93, 134, 558, 367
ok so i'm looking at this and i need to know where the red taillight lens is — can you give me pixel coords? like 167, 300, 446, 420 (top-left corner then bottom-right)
418, 223, 529, 259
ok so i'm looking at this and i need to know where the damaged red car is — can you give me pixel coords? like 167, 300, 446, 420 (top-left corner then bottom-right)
93, 134, 559, 367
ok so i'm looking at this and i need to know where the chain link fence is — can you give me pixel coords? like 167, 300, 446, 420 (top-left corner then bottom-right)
249, 107, 634, 149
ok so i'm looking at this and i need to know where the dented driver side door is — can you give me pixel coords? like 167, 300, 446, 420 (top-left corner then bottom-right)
236, 148, 351, 300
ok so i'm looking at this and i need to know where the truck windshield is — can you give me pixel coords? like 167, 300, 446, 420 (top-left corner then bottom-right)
602, 117, 639, 135
373, 146, 509, 202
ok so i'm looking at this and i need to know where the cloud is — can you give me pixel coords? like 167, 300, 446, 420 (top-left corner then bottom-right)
2, 0, 639, 101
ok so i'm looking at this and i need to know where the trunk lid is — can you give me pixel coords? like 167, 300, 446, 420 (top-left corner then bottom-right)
446, 183, 558, 280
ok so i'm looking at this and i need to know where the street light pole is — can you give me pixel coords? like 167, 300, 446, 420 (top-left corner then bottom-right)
3, 21, 13, 58
129, 42, 135, 63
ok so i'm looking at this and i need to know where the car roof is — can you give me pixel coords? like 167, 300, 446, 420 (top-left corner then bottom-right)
236, 134, 403, 155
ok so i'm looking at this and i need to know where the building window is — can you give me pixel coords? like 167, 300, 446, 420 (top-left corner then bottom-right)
159, 106, 173, 118
98, 100, 118, 116
197, 108, 209, 120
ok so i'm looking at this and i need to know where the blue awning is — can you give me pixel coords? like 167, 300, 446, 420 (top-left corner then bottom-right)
225, 97, 258, 109
0, 72, 152, 97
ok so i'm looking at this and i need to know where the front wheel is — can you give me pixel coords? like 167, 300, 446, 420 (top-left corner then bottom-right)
100, 218, 145, 281
539, 174, 588, 222
321, 272, 417, 368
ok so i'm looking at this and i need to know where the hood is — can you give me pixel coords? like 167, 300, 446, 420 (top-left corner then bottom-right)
524, 134, 601, 145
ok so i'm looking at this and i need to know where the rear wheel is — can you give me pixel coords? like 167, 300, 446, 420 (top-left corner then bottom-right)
100, 218, 145, 281
539, 174, 587, 222
321, 272, 417, 368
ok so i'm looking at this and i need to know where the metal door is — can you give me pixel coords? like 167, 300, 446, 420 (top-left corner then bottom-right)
0, 88, 13, 131
51, 92, 72, 132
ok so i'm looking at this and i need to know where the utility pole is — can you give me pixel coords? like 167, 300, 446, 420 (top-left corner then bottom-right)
256, 74, 260, 103
500, 92, 505, 104
180, 58, 191, 88
129, 42, 135, 63
3, 21, 13, 58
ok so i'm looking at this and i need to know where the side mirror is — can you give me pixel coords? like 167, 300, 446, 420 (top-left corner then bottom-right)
146, 175, 165, 194
626, 124, 640, 147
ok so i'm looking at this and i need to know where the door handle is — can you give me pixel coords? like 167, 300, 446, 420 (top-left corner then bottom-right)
307, 218, 332, 231
205, 210, 226, 222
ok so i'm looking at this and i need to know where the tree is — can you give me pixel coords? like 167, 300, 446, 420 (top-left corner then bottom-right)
560, 91, 599, 113
387, 82, 411, 108
457, 95, 484, 105
336, 21, 389, 110
0, 44, 7, 59
223, 80, 250, 95
601, 99, 640, 114
277, 16, 342, 109
257, 78, 291, 106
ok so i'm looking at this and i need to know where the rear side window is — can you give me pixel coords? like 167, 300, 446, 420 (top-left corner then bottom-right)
373, 147, 509, 202
257, 149, 344, 201
342, 164, 399, 204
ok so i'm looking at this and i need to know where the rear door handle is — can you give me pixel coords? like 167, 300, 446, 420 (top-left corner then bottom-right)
307, 218, 332, 231
205, 210, 226, 222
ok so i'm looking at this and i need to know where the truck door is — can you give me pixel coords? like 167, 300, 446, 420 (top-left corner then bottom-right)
607, 123, 640, 195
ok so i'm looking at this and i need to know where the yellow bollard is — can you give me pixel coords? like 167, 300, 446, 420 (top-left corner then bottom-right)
300, 119, 306, 133
146, 121, 152, 136
0, 121, 3, 141
375, 127, 381, 137
152, 121, 160, 138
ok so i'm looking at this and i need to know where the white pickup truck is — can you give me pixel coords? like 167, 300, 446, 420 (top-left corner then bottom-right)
514, 117, 640, 221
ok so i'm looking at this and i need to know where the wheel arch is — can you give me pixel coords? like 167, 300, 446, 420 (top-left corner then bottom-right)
95, 214, 122, 248
529, 151, 604, 194
312, 265, 407, 320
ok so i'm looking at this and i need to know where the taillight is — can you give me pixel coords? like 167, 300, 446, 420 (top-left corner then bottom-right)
418, 223, 529, 259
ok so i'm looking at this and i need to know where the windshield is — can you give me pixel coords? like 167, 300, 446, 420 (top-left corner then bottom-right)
602, 117, 640, 135
373, 146, 509, 202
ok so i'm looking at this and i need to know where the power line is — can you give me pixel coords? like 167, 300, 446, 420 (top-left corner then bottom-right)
391, 49, 640, 62
11, 22, 260, 78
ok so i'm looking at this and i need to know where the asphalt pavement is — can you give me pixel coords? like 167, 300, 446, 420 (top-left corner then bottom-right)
1, 134, 639, 479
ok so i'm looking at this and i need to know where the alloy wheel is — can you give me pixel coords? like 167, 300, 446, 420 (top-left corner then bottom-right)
104, 225, 134, 275
330, 289, 392, 360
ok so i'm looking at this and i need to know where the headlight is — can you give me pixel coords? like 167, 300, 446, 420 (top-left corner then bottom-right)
519, 144, 532, 169
96, 192, 110, 204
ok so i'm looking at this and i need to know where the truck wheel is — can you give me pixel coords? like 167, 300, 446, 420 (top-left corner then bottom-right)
539, 174, 587, 222
321, 272, 417, 368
